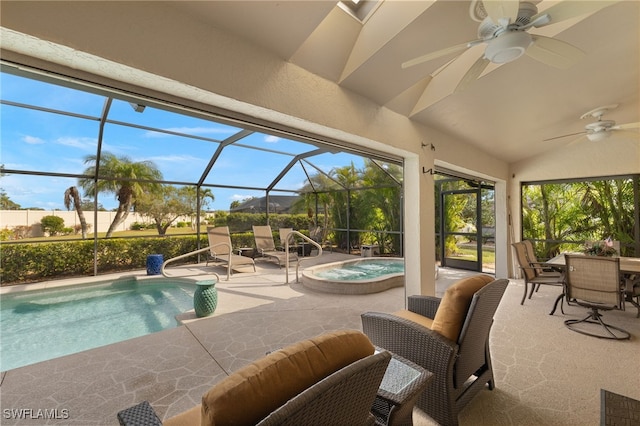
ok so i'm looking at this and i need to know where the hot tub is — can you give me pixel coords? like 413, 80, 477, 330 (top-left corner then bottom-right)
301, 257, 404, 294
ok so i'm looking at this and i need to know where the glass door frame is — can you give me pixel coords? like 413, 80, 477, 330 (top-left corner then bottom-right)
436, 173, 495, 273
439, 188, 481, 271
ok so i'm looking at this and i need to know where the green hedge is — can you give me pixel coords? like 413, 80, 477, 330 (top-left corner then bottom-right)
0, 236, 209, 285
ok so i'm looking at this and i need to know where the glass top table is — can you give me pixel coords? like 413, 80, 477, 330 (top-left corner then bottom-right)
374, 349, 433, 425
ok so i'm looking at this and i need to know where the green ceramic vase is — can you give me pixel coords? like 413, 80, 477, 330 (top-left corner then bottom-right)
194, 280, 218, 318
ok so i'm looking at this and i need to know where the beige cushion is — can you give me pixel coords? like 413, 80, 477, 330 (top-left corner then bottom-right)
432, 274, 495, 341
393, 309, 435, 330
163, 405, 200, 426
200, 329, 374, 426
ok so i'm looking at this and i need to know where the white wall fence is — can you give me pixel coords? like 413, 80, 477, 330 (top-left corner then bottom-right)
0, 210, 192, 238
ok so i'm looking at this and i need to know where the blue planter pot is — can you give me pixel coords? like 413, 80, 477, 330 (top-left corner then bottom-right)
194, 280, 218, 318
146, 254, 164, 275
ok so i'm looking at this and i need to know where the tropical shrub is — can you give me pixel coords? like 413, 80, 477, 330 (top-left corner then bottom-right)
40, 215, 65, 236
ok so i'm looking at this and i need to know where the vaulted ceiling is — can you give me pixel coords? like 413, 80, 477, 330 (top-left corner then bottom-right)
2, 1, 639, 165
171, 0, 639, 164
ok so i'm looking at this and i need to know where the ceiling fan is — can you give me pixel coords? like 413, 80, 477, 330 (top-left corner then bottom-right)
402, 0, 619, 92
545, 104, 640, 143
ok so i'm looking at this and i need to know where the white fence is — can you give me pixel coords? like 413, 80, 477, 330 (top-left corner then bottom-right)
0, 210, 191, 237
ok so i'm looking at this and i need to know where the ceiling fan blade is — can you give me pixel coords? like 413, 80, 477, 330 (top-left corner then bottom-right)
401, 41, 473, 69
615, 122, 640, 130
526, 35, 585, 69
543, 131, 586, 142
611, 130, 640, 139
483, 0, 520, 24
531, 1, 620, 26
454, 56, 490, 93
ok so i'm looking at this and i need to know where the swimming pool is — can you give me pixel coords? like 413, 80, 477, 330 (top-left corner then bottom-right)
301, 258, 404, 294
0, 277, 197, 372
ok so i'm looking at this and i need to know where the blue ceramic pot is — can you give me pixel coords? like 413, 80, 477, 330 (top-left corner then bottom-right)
146, 254, 164, 275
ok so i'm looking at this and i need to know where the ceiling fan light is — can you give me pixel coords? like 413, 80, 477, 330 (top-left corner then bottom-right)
485, 31, 532, 64
586, 131, 610, 142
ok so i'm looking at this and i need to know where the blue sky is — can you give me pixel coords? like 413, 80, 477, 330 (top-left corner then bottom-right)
1, 71, 367, 211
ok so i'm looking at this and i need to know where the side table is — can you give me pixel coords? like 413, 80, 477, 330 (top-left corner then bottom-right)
117, 400, 162, 426
236, 247, 255, 258
372, 349, 433, 426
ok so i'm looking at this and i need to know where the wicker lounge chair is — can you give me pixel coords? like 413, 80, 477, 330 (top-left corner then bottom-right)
361, 275, 508, 426
117, 330, 390, 426
564, 254, 630, 340
253, 224, 298, 267
206, 226, 255, 277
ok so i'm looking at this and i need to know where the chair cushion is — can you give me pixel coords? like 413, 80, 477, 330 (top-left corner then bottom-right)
392, 309, 435, 330
163, 405, 200, 426
431, 274, 495, 341
200, 329, 374, 426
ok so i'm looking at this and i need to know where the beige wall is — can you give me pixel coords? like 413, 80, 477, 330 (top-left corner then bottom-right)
1, 2, 516, 292
0, 210, 194, 237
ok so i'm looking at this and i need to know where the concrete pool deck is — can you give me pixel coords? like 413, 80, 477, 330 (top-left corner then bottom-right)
1, 253, 639, 425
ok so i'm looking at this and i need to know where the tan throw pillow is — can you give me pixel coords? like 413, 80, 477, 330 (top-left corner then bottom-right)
431, 274, 495, 342
200, 329, 374, 426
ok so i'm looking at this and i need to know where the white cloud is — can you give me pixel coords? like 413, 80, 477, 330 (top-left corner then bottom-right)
148, 154, 202, 164
56, 136, 97, 150
264, 135, 280, 143
22, 135, 45, 144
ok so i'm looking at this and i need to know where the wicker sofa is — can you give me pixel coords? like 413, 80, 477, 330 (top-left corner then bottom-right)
118, 330, 390, 426
362, 275, 508, 426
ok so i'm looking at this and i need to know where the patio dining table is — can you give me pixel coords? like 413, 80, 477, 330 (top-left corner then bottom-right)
545, 252, 640, 275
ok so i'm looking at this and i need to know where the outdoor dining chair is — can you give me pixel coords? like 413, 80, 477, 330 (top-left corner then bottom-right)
512, 242, 565, 314
564, 254, 630, 340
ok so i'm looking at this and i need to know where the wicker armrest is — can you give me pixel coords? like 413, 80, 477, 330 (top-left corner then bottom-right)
117, 401, 162, 426
361, 312, 455, 377
407, 295, 441, 319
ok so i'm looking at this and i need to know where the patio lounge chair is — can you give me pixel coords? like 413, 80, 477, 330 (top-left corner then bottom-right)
253, 225, 298, 267
310, 226, 332, 253
361, 275, 508, 426
206, 226, 256, 277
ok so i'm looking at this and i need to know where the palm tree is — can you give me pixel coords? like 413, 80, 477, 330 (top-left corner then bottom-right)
79, 152, 162, 237
64, 186, 89, 239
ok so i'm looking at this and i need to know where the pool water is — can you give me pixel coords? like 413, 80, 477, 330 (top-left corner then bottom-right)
0, 279, 195, 371
315, 260, 404, 281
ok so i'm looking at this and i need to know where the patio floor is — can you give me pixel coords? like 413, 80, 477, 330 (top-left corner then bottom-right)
1, 252, 639, 425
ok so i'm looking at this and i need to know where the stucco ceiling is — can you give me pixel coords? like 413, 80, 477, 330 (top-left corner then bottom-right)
172, 0, 640, 164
